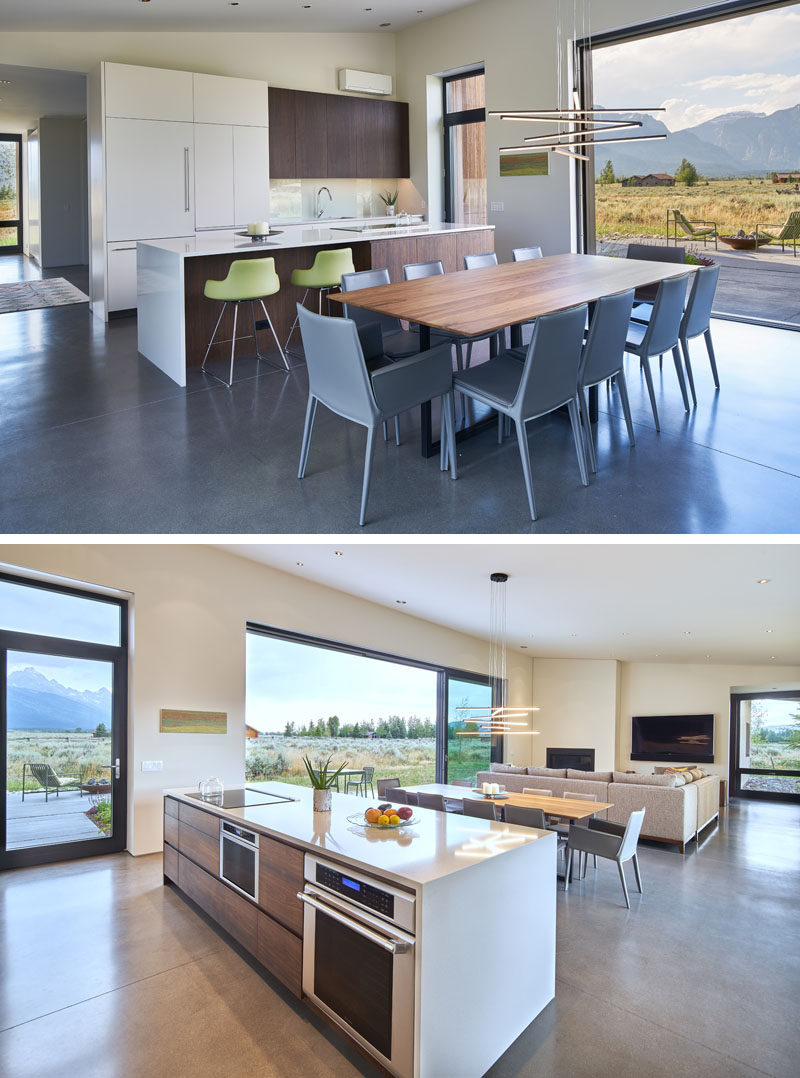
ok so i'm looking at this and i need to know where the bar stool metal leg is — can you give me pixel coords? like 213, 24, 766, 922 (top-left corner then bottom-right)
284, 288, 310, 355
228, 302, 239, 387
202, 303, 227, 371
259, 300, 290, 370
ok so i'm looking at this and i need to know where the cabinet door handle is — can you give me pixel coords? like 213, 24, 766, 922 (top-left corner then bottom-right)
111, 247, 137, 252
184, 147, 190, 212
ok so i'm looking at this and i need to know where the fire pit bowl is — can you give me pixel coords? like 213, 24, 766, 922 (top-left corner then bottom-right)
719, 234, 772, 250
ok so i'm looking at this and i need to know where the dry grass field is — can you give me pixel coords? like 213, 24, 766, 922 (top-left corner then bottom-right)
6, 731, 112, 792
595, 178, 800, 239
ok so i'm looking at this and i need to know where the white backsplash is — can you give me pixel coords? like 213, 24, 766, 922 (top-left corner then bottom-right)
270, 178, 403, 221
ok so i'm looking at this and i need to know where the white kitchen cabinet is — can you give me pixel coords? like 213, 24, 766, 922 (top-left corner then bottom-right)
104, 62, 194, 122
233, 126, 270, 226
106, 241, 138, 312
193, 73, 269, 127
194, 124, 235, 230
105, 118, 195, 241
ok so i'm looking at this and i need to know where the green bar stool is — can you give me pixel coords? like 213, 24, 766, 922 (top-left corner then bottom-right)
202, 257, 289, 388
284, 247, 355, 356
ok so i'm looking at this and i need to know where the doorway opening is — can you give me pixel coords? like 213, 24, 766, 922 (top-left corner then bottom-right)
443, 68, 487, 225
0, 134, 22, 253
730, 690, 800, 801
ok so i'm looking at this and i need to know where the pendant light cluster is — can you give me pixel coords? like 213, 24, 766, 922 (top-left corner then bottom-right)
455, 573, 540, 737
490, 0, 667, 162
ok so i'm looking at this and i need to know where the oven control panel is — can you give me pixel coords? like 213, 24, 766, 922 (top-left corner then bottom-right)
315, 863, 395, 919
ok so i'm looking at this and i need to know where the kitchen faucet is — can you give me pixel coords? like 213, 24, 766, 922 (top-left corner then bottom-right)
315, 186, 332, 218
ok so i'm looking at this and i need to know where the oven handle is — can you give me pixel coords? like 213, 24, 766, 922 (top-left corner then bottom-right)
297, 891, 410, 954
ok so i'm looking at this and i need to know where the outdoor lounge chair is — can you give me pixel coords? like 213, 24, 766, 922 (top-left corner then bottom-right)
22, 762, 81, 802
667, 208, 718, 249
756, 209, 800, 257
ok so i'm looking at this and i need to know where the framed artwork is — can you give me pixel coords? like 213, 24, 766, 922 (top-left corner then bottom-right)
499, 151, 549, 177
160, 709, 228, 734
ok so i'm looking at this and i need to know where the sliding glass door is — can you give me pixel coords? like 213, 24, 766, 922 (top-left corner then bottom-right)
730, 690, 800, 802
0, 134, 22, 253
443, 70, 487, 225
444, 675, 496, 783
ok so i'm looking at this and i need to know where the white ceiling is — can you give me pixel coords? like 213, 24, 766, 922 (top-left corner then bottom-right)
219, 542, 800, 668
0, 0, 476, 33
0, 64, 87, 133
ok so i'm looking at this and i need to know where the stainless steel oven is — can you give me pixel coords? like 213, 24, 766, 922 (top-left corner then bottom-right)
219, 820, 259, 902
299, 853, 416, 1078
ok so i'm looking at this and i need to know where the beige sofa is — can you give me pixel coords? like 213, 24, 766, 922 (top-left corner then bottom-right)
476, 765, 720, 853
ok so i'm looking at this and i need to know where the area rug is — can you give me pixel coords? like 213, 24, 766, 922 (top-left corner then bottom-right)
0, 278, 90, 314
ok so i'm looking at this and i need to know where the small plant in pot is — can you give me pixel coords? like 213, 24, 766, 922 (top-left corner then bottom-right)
303, 753, 348, 812
379, 188, 399, 216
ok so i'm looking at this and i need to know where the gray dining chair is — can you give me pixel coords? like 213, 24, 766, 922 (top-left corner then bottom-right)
522, 788, 552, 797
558, 791, 599, 875
453, 304, 589, 521
512, 246, 543, 261
626, 243, 685, 303
377, 777, 401, 798
463, 798, 498, 820
404, 790, 419, 806
623, 274, 691, 430
416, 791, 446, 812
443, 797, 463, 813
450, 779, 472, 787
504, 804, 547, 829
577, 288, 636, 475
297, 305, 457, 526
341, 268, 420, 360
402, 259, 501, 369
389, 788, 408, 805
631, 264, 721, 402
463, 252, 498, 269
564, 808, 646, 909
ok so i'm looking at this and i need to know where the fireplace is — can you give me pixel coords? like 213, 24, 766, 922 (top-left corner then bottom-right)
546, 747, 595, 771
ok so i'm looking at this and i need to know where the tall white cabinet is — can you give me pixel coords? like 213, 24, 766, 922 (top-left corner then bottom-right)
89, 62, 269, 318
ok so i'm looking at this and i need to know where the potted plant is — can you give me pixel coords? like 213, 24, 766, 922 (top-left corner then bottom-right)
303, 753, 348, 812
379, 189, 399, 216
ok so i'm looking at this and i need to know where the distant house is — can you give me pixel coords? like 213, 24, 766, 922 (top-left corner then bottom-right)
773, 172, 800, 183
622, 173, 675, 187
245, 724, 260, 739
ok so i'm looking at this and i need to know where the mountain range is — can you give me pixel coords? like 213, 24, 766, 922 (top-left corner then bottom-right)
593, 104, 800, 177
7, 667, 112, 731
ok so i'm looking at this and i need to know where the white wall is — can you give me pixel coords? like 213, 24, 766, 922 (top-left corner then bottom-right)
39, 116, 89, 267
0, 32, 398, 99
0, 545, 508, 857
531, 658, 619, 771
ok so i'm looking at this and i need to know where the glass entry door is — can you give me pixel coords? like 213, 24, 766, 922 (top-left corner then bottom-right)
444, 675, 496, 784
0, 134, 22, 253
731, 691, 800, 802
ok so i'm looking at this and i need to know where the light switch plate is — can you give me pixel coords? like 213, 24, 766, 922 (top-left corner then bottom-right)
490, 201, 504, 212
142, 760, 163, 772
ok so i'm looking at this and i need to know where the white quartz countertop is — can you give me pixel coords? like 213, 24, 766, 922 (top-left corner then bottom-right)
166, 782, 551, 889
139, 221, 494, 260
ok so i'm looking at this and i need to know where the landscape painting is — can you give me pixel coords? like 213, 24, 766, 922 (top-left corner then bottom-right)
160, 709, 228, 734
499, 151, 549, 177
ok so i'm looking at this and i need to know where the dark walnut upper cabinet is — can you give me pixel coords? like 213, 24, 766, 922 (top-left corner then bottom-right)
269, 87, 409, 179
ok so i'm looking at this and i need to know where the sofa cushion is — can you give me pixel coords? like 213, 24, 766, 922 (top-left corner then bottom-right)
489, 762, 527, 774
566, 768, 613, 782
689, 768, 705, 780
613, 771, 684, 788
527, 766, 567, 778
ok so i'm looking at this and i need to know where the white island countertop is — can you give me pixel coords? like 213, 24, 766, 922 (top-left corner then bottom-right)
165, 781, 552, 889
140, 220, 494, 260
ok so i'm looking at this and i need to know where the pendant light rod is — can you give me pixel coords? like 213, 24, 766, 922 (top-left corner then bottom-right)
489, 107, 665, 117
522, 122, 641, 143
500, 133, 667, 153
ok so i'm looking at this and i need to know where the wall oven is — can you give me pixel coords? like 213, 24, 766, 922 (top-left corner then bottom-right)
219, 820, 259, 902
299, 854, 416, 1078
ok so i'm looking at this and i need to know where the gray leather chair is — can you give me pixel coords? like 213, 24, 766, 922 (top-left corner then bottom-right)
416, 791, 446, 812
463, 797, 498, 820
626, 243, 685, 304
453, 305, 589, 521
297, 305, 457, 526
632, 264, 721, 402
389, 788, 408, 805
623, 274, 691, 430
463, 252, 498, 269
504, 804, 547, 829
512, 246, 543, 261
404, 790, 419, 806
565, 808, 646, 909
341, 268, 420, 360
577, 288, 636, 474
377, 777, 401, 798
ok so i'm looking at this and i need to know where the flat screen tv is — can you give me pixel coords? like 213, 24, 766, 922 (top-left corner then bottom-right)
630, 714, 714, 764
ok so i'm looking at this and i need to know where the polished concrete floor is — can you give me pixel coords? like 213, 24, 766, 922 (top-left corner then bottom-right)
1, 253, 798, 533
1, 799, 797, 1078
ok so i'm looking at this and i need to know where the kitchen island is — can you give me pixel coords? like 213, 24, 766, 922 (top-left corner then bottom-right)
163, 782, 555, 1078
138, 222, 495, 386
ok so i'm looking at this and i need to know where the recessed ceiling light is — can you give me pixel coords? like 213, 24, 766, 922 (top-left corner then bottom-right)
621, 632, 630, 636
757, 578, 770, 584
379, 22, 391, 27
770, 655, 776, 660
0, 80, 12, 85
334, 550, 343, 556
295, 561, 303, 566
570, 633, 577, 638
364, 6, 372, 10
683, 631, 692, 635
395, 599, 407, 605
765, 628, 774, 633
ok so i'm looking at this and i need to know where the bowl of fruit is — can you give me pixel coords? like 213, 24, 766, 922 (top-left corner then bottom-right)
348, 802, 418, 829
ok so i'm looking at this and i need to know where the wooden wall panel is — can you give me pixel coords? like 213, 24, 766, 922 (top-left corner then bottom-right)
164, 796, 180, 819
368, 237, 417, 282
457, 228, 495, 266
295, 91, 327, 177
267, 87, 296, 179
178, 800, 220, 839
256, 910, 303, 998
164, 813, 179, 849
179, 820, 220, 877
163, 843, 179, 882
415, 233, 459, 273
258, 834, 304, 936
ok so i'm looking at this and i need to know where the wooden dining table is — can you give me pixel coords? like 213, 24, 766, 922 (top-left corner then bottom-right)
401, 782, 613, 822
329, 252, 696, 457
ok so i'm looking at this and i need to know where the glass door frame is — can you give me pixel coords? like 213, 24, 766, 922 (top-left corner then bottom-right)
729, 689, 800, 802
0, 578, 129, 870
442, 68, 486, 225
0, 132, 23, 254
439, 669, 501, 784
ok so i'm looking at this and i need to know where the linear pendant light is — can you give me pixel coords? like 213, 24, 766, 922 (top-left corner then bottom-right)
455, 573, 539, 737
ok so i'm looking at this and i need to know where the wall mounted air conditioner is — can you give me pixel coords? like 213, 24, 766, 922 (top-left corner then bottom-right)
338, 69, 393, 96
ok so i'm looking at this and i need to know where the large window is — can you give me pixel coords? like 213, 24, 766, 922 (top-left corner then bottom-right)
731, 690, 800, 801
444, 69, 487, 225
0, 134, 22, 253
245, 626, 498, 789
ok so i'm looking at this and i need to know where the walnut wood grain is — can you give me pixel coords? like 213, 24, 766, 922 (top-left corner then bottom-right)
163, 813, 179, 849
500, 792, 614, 820
257, 833, 305, 936
178, 799, 221, 839
256, 909, 303, 997
368, 237, 418, 283
163, 842, 179, 882
457, 228, 496, 265
266, 87, 296, 179
415, 232, 459, 273
179, 819, 220, 876
331, 252, 695, 338
164, 796, 180, 819
176, 852, 259, 952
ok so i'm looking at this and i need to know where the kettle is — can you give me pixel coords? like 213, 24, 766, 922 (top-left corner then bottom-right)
198, 776, 224, 804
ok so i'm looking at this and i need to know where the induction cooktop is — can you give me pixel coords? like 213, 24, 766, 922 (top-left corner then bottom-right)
186, 787, 297, 809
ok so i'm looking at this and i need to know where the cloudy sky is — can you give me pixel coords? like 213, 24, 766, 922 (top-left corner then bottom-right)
593, 5, 800, 130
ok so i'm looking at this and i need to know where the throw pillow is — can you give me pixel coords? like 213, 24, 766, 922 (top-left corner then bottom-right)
489, 762, 527, 774
690, 768, 705, 780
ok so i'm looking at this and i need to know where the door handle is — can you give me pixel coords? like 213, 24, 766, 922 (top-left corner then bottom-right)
297, 891, 410, 953
114, 758, 120, 780
184, 147, 190, 212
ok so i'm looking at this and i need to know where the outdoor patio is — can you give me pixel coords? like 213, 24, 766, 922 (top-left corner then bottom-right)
597, 236, 800, 325
5, 790, 108, 850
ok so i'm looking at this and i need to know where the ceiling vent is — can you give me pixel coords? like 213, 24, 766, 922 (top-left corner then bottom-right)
338, 69, 393, 96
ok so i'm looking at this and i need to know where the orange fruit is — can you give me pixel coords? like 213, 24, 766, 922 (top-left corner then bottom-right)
365, 808, 380, 824
389, 814, 401, 826
377, 814, 389, 826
